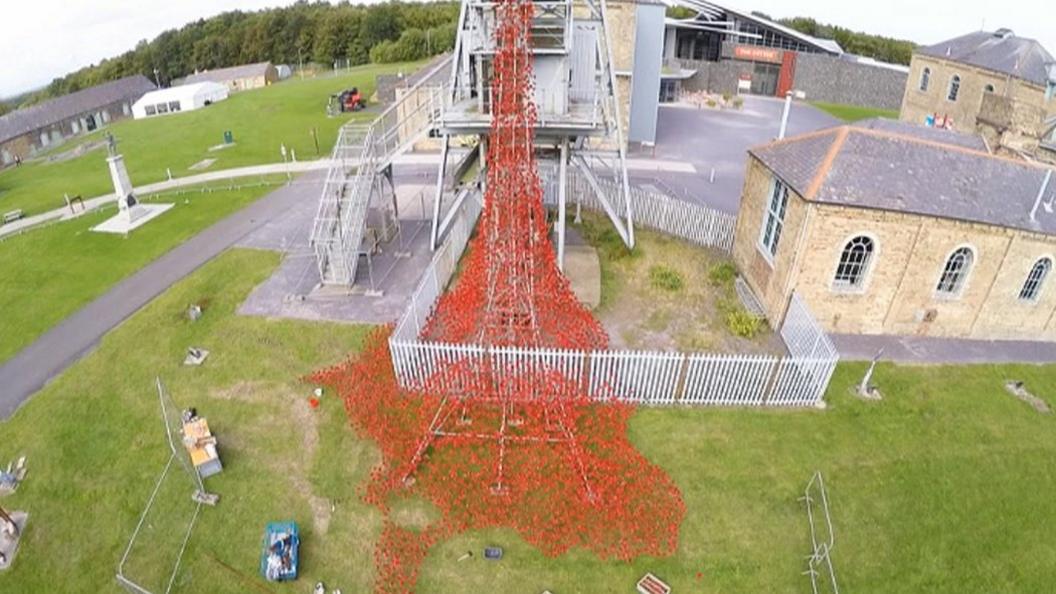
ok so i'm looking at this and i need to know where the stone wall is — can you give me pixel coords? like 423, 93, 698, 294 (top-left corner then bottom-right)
899, 54, 1010, 129
793, 53, 907, 110
735, 153, 1056, 341
732, 157, 812, 323
677, 53, 906, 110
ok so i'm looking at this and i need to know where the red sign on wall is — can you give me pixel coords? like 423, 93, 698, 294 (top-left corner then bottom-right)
733, 45, 784, 64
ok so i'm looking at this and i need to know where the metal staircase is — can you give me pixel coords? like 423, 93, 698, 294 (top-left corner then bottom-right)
309, 67, 448, 287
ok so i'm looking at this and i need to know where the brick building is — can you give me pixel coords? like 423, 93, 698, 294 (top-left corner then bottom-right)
179, 62, 278, 93
899, 29, 1056, 162
0, 75, 155, 166
733, 120, 1056, 342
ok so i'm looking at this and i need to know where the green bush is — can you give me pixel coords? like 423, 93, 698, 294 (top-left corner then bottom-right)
732, 96, 744, 109
721, 92, 732, 103
649, 265, 684, 292
705, 99, 717, 108
708, 262, 737, 287
725, 308, 764, 338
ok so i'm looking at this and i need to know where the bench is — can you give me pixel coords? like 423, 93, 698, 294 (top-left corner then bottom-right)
637, 573, 671, 594
2, 210, 23, 225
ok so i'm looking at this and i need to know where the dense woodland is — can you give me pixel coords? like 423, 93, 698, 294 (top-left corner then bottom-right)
776, 16, 916, 65
6, 1, 459, 108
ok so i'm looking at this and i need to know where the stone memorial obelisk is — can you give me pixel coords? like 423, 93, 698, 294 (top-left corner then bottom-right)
93, 133, 173, 234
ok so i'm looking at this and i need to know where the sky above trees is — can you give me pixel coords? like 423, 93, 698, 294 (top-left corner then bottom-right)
2, 0, 1054, 98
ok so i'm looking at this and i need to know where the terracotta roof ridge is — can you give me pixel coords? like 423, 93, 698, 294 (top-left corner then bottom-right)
804, 126, 850, 200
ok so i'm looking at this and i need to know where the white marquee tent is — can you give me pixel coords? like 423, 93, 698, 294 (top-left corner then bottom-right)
131, 82, 228, 119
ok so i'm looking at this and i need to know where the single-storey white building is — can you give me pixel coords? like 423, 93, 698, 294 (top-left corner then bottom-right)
131, 82, 229, 119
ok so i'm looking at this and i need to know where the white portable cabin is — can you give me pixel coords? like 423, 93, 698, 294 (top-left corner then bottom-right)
131, 82, 229, 119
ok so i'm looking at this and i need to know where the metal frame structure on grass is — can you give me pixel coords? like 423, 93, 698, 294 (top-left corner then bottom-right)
802, 470, 840, 594
116, 378, 204, 594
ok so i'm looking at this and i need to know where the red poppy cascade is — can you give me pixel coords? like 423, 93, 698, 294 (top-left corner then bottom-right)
312, 2, 685, 591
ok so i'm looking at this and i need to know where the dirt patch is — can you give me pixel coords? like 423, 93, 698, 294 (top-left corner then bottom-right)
211, 380, 283, 403
580, 217, 783, 354
288, 397, 333, 534
389, 496, 441, 532
1005, 381, 1051, 414
210, 381, 333, 532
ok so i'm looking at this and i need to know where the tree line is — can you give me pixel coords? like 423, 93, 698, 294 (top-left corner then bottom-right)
14, 1, 460, 108
772, 16, 917, 65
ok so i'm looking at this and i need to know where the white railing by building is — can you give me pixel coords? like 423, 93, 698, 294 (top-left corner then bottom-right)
548, 169, 736, 253
388, 177, 834, 408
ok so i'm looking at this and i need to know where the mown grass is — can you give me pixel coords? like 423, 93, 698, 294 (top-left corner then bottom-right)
809, 101, 900, 123
0, 180, 277, 363
2, 248, 1056, 593
0, 61, 422, 216
420, 362, 1056, 594
0, 249, 377, 593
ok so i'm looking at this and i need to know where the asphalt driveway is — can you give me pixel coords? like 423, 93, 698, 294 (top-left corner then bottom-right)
630, 96, 839, 213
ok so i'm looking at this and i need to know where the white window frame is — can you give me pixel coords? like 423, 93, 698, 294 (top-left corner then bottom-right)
935, 245, 976, 299
947, 74, 961, 102
831, 234, 877, 293
1018, 257, 1053, 303
757, 176, 790, 264
919, 67, 931, 92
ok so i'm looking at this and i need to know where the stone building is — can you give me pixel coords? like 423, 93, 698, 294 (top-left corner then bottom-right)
0, 75, 155, 166
180, 62, 278, 93
733, 120, 1056, 342
899, 29, 1056, 162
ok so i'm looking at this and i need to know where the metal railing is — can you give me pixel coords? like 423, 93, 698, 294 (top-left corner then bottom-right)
802, 471, 840, 594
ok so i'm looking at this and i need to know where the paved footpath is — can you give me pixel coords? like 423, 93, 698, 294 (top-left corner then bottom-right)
0, 159, 335, 239
833, 333, 1056, 364
0, 170, 326, 420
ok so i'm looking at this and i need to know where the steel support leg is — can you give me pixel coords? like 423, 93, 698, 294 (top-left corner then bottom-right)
557, 138, 569, 271
430, 134, 451, 251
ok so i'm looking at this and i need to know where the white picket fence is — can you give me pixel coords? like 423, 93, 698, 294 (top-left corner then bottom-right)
390, 336, 834, 407
392, 189, 483, 343
387, 180, 837, 408
542, 168, 737, 252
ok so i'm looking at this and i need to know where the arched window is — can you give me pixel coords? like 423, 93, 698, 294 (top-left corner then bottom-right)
833, 236, 875, 289
936, 247, 974, 295
984, 83, 995, 94
920, 67, 931, 91
948, 75, 961, 101
1019, 258, 1052, 302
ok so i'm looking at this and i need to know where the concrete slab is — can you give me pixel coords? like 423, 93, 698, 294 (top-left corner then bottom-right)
91, 203, 174, 234
238, 220, 434, 324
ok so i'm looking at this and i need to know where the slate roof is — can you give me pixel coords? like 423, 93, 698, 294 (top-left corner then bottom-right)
918, 30, 1055, 87
0, 75, 155, 144
852, 117, 988, 151
750, 126, 1056, 237
182, 62, 274, 85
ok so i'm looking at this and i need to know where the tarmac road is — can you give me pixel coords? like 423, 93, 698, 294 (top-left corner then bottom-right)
0, 171, 326, 420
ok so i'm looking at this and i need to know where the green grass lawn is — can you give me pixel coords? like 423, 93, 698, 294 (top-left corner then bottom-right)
2, 248, 1056, 593
0, 61, 422, 217
0, 180, 278, 363
810, 101, 900, 122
